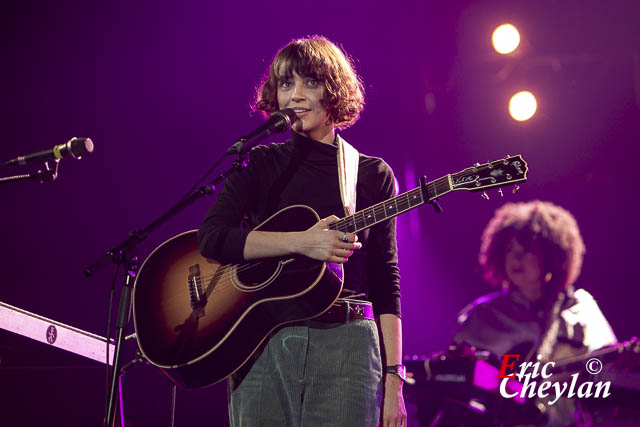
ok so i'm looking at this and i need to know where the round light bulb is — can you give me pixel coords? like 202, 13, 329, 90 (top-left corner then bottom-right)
492, 24, 520, 54
509, 91, 537, 121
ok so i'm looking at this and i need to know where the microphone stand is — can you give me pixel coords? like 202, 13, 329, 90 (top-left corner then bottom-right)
84, 149, 252, 427
525, 285, 567, 364
0, 160, 60, 184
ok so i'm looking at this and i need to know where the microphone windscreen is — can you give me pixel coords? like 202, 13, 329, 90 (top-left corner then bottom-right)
276, 108, 301, 132
69, 138, 94, 157
278, 108, 297, 124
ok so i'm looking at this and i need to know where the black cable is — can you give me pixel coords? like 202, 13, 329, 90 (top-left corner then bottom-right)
104, 264, 120, 422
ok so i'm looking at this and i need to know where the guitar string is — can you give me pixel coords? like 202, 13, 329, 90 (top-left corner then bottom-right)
192, 195, 414, 283
191, 182, 442, 283
191, 196, 402, 283
187, 167, 515, 284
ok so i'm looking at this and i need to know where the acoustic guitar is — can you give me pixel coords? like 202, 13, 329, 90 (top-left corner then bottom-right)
132, 155, 528, 388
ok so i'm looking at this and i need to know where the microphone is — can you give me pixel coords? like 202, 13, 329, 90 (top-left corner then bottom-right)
1, 137, 94, 167
227, 109, 298, 155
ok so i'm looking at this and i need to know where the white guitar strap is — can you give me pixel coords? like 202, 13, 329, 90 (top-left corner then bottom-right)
336, 134, 359, 216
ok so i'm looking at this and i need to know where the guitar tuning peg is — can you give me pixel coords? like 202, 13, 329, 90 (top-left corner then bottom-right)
512, 185, 520, 194
498, 188, 504, 197
473, 162, 480, 167
481, 191, 489, 200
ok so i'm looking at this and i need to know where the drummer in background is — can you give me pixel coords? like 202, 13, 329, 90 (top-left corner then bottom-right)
453, 200, 617, 425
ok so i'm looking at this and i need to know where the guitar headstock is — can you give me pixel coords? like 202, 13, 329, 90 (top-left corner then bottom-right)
451, 155, 528, 194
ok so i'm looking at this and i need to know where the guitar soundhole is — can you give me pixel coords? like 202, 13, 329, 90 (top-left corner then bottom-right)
233, 258, 284, 292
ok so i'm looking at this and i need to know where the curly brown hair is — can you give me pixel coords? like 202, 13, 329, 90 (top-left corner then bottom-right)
479, 201, 586, 289
253, 35, 365, 130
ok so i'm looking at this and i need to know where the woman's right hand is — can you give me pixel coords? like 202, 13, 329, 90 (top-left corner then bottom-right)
293, 215, 362, 263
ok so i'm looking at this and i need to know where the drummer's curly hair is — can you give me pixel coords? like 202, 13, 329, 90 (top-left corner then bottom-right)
480, 201, 586, 289
253, 35, 365, 130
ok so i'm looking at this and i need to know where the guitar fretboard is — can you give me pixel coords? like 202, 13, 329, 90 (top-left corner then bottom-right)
328, 175, 452, 234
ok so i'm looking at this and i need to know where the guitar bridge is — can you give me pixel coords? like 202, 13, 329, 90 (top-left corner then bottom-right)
188, 264, 207, 317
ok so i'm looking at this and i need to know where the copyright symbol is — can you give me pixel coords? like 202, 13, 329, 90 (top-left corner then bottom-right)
586, 358, 603, 375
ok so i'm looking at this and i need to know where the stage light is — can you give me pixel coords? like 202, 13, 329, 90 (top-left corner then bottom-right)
492, 24, 520, 54
509, 91, 537, 121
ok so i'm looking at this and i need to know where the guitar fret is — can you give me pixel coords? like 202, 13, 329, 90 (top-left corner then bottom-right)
331, 220, 347, 232
351, 215, 359, 231
357, 210, 366, 230
398, 193, 410, 211
427, 176, 452, 201
345, 218, 354, 232
433, 182, 440, 197
385, 201, 395, 218
363, 208, 375, 226
408, 189, 422, 207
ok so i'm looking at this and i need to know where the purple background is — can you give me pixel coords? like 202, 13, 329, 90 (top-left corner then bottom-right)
1, 1, 638, 425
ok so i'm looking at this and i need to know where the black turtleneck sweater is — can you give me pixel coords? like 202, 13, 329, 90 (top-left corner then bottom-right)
198, 131, 401, 317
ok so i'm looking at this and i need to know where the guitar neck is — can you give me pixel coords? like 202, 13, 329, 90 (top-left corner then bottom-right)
328, 175, 452, 234
327, 154, 528, 234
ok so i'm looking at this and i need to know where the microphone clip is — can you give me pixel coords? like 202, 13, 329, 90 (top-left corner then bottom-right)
0, 158, 60, 185
227, 137, 250, 156
39, 160, 60, 183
